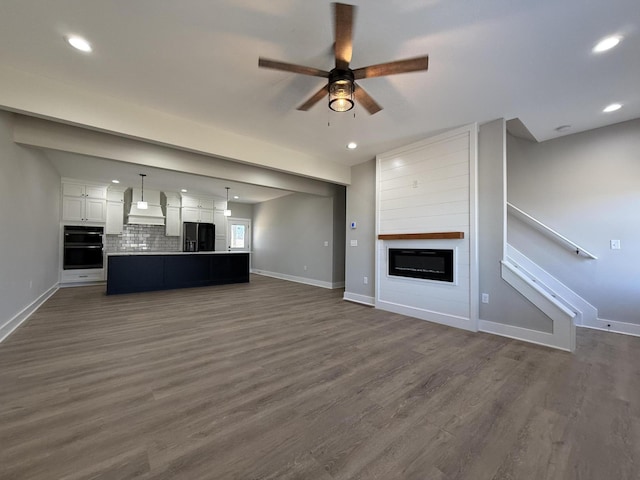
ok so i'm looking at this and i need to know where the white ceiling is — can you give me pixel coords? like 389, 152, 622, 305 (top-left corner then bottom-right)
1, 0, 638, 169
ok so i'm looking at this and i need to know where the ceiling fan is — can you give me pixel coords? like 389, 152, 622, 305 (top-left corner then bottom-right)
258, 2, 429, 115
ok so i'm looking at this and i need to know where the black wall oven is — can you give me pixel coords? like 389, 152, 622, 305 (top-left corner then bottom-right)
63, 226, 104, 270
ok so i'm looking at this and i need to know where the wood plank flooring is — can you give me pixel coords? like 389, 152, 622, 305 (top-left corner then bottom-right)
1, 274, 638, 479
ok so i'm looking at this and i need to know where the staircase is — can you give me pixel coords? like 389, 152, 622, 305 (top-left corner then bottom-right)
502, 245, 602, 352
502, 204, 600, 352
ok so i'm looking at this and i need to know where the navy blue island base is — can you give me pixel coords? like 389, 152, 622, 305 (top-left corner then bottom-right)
106, 252, 250, 295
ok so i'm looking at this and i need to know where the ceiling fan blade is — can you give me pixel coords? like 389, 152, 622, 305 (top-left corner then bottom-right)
352, 56, 429, 79
333, 3, 355, 70
258, 58, 329, 78
297, 84, 328, 111
354, 83, 382, 115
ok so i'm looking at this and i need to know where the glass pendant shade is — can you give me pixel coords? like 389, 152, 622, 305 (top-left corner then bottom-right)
329, 79, 354, 112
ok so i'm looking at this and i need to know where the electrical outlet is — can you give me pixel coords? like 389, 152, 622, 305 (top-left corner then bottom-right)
610, 239, 621, 250
303, 265, 307, 271
350, 240, 358, 247
481, 293, 489, 304
363, 276, 368, 285
324, 241, 329, 247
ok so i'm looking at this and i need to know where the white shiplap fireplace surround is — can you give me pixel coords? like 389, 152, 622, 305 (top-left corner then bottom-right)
376, 124, 478, 332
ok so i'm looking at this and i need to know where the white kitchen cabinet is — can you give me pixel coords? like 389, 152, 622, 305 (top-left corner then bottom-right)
106, 201, 124, 234
200, 208, 214, 223
182, 206, 214, 223
181, 194, 214, 210
181, 193, 214, 223
181, 207, 199, 223
161, 192, 182, 236
63, 182, 107, 200
62, 196, 107, 223
61, 268, 105, 283
214, 210, 228, 251
165, 206, 181, 236
62, 180, 107, 223
85, 198, 107, 222
105, 187, 125, 234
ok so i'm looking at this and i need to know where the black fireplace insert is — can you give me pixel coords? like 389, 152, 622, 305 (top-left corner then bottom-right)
388, 248, 454, 282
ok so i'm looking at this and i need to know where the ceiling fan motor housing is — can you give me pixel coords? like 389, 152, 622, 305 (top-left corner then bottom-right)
328, 69, 355, 112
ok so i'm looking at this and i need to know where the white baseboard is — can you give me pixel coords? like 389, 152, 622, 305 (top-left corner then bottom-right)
479, 319, 572, 352
376, 299, 475, 332
343, 292, 375, 306
580, 317, 640, 338
252, 269, 344, 290
0, 284, 58, 344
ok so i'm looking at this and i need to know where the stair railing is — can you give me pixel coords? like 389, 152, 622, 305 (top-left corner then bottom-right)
507, 202, 598, 259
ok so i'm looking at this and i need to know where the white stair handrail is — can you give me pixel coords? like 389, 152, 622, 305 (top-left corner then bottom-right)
507, 202, 598, 259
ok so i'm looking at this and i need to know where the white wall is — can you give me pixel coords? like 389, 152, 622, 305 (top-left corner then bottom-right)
1, 66, 350, 184
0, 111, 61, 340
344, 159, 376, 305
478, 119, 553, 333
252, 190, 345, 288
227, 201, 253, 220
507, 118, 640, 326
13, 115, 341, 197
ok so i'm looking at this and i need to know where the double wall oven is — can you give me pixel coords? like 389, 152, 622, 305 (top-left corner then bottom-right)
63, 225, 104, 270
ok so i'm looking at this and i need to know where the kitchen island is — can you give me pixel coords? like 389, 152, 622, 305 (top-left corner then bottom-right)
106, 251, 250, 295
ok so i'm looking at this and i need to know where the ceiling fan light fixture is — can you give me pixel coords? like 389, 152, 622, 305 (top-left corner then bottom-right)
328, 70, 355, 113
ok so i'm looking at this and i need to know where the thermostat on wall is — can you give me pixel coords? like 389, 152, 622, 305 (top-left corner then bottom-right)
350, 221, 357, 229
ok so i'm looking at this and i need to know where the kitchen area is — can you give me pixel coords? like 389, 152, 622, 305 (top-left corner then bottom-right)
60, 176, 251, 295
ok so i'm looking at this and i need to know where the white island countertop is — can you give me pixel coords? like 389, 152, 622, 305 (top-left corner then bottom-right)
107, 251, 251, 256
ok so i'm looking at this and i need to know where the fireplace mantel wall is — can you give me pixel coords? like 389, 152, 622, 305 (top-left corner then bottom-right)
375, 124, 478, 331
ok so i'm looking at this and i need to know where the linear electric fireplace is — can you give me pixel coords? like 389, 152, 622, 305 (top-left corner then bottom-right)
388, 248, 454, 282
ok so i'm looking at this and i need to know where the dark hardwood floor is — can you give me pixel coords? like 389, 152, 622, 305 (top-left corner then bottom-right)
1, 274, 638, 479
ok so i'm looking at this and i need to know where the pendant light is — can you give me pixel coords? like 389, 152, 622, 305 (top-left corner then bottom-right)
137, 173, 148, 210
224, 187, 232, 217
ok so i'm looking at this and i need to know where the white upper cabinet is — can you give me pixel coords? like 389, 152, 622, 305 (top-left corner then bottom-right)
181, 193, 215, 223
62, 179, 107, 223
162, 192, 182, 236
63, 182, 107, 199
105, 186, 126, 234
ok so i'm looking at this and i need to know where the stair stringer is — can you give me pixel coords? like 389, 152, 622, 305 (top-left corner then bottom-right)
500, 259, 576, 352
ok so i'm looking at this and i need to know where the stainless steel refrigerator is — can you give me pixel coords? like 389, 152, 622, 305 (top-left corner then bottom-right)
183, 222, 215, 252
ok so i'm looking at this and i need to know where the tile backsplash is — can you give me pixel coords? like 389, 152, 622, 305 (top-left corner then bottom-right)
106, 224, 180, 252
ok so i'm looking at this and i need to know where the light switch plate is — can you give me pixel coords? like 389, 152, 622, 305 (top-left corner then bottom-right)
610, 239, 621, 250
350, 240, 358, 247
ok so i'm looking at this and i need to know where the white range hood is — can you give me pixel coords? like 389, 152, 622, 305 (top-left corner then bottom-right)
125, 188, 165, 226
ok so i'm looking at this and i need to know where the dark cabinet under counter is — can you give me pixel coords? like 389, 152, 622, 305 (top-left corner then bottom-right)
106, 252, 249, 295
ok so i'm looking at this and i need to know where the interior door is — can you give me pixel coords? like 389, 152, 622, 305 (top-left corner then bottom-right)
227, 218, 251, 252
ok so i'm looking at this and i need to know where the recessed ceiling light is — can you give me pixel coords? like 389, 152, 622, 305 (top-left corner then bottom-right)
66, 36, 92, 53
111, 179, 120, 184
233, 195, 239, 199
593, 35, 622, 53
181, 189, 188, 193
603, 103, 622, 113
555, 125, 572, 132
347, 142, 357, 150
